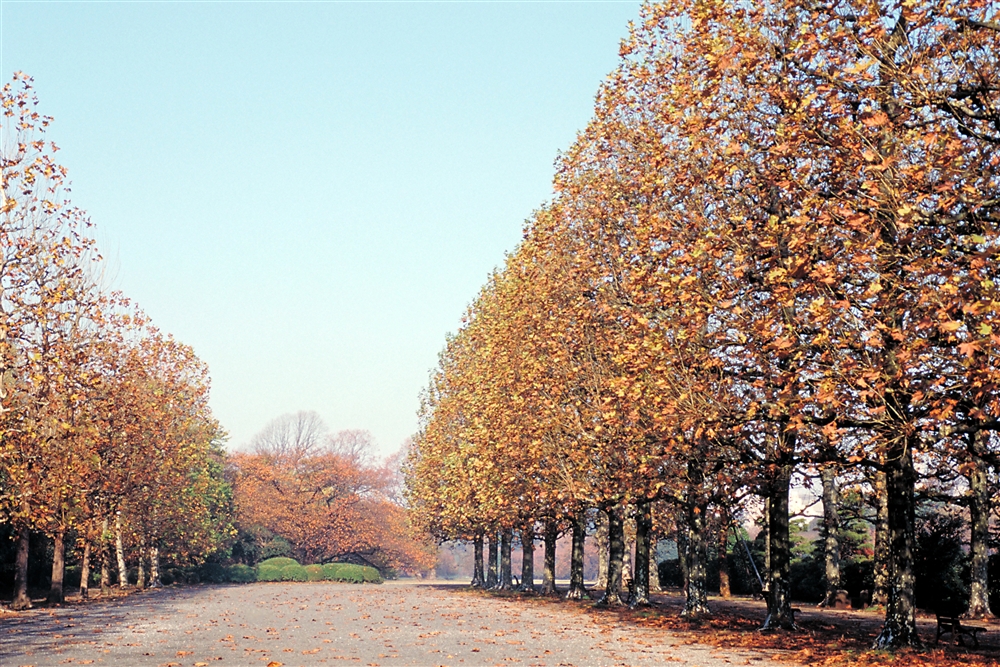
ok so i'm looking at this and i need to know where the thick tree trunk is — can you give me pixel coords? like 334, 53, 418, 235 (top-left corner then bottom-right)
633, 500, 652, 606
12, 525, 31, 610
595, 510, 609, 590
499, 529, 513, 590
872, 437, 921, 649
80, 540, 91, 599
682, 500, 710, 618
486, 533, 498, 589
471, 533, 485, 588
149, 545, 161, 588
872, 470, 890, 607
100, 517, 110, 595
965, 430, 995, 619
718, 519, 731, 599
115, 515, 129, 589
761, 451, 795, 631
677, 516, 689, 591
762, 497, 771, 581
136, 551, 146, 590
818, 465, 842, 607
48, 528, 66, 604
622, 514, 635, 599
519, 526, 534, 592
597, 505, 627, 606
566, 512, 587, 599
541, 519, 558, 595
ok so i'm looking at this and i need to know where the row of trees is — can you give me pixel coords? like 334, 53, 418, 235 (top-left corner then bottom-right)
1, 74, 232, 608
405, 0, 999, 650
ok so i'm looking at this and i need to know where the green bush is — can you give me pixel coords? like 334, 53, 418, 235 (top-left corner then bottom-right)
320, 562, 382, 584
280, 563, 309, 582
256, 564, 284, 582
258, 556, 300, 569
199, 562, 228, 584
305, 564, 325, 581
227, 564, 256, 583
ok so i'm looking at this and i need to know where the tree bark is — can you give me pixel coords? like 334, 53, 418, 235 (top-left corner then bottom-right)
100, 517, 110, 595
565, 512, 587, 599
80, 540, 91, 599
761, 446, 795, 631
48, 528, 66, 604
519, 526, 534, 592
965, 430, 995, 619
115, 515, 129, 589
486, 532, 498, 589
541, 519, 558, 595
622, 513, 635, 599
499, 528, 513, 590
872, 469, 890, 607
818, 465, 842, 608
471, 533, 485, 588
682, 500, 710, 618
149, 544, 161, 588
872, 435, 921, 649
633, 500, 652, 606
597, 505, 627, 606
595, 509, 609, 590
12, 525, 31, 610
677, 515, 689, 591
718, 517, 731, 599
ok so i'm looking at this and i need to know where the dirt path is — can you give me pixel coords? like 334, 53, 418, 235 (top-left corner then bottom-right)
2, 582, 782, 667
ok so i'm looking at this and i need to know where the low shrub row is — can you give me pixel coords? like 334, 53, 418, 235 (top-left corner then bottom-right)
255, 558, 382, 584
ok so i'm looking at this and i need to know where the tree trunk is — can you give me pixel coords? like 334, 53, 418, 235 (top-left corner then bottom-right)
48, 528, 66, 604
519, 526, 534, 592
677, 515, 689, 591
115, 515, 129, 589
499, 529, 513, 590
682, 500, 710, 618
100, 517, 110, 595
597, 505, 627, 606
136, 549, 146, 590
818, 465, 842, 608
965, 430, 994, 619
761, 447, 795, 631
718, 518, 731, 599
633, 500, 652, 606
12, 525, 31, 610
566, 512, 587, 599
471, 533, 485, 588
149, 544, 161, 588
541, 519, 558, 595
80, 540, 91, 599
872, 469, 889, 607
872, 436, 921, 649
762, 497, 771, 581
486, 532, 498, 589
595, 509, 609, 590
622, 513, 635, 599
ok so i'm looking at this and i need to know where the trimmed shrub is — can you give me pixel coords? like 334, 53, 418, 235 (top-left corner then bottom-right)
256, 564, 284, 582
199, 562, 228, 584
280, 563, 309, 582
258, 556, 300, 569
320, 562, 382, 584
228, 564, 256, 583
305, 564, 325, 582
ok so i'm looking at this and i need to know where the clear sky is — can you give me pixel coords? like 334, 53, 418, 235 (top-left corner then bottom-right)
1, 0, 641, 456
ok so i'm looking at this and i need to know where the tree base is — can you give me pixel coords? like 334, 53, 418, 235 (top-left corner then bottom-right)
594, 592, 628, 607
872, 620, 922, 650
564, 586, 589, 601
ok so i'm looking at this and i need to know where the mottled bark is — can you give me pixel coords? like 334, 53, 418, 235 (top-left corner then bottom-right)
761, 441, 795, 631
518, 526, 534, 592
471, 533, 485, 588
48, 529, 66, 603
677, 517, 689, 591
818, 466, 841, 607
100, 517, 110, 594
965, 430, 995, 619
115, 515, 129, 589
682, 501, 710, 618
566, 512, 588, 599
541, 519, 558, 595
633, 500, 652, 606
622, 514, 635, 598
872, 436, 921, 649
595, 510, 609, 590
597, 505, 627, 606
872, 470, 889, 607
12, 525, 31, 610
499, 529, 513, 590
149, 545, 161, 588
80, 540, 91, 599
486, 533, 498, 589
718, 520, 731, 599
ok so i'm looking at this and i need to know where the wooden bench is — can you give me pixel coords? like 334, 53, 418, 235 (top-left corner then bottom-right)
935, 613, 989, 648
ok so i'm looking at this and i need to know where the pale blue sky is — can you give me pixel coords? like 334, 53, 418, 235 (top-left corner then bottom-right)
1, 1, 641, 455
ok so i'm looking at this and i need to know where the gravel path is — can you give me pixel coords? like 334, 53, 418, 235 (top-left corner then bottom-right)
2, 582, 782, 667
